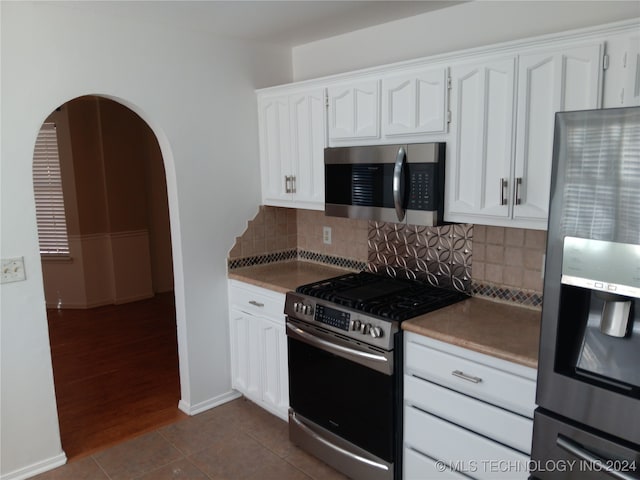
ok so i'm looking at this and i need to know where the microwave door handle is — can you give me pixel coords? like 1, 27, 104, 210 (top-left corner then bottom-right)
393, 146, 406, 222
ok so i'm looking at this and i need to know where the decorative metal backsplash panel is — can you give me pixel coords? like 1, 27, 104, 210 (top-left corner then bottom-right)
367, 222, 473, 293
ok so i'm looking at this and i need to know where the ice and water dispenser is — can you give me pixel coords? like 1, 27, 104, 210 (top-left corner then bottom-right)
556, 236, 640, 391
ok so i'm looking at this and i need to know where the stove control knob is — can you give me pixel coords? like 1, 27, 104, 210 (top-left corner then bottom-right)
370, 327, 382, 338
352, 320, 361, 331
361, 323, 371, 335
303, 304, 314, 316
293, 302, 302, 313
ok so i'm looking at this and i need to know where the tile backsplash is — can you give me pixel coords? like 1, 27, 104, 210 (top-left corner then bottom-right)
228, 206, 546, 308
367, 222, 472, 293
472, 225, 546, 293
228, 206, 297, 259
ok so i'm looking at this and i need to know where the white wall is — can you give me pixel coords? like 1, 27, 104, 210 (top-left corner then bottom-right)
0, 2, 291, 478
293, 0, 640, 80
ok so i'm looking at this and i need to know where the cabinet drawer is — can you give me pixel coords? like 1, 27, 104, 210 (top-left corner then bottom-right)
405, 406, 530, 480
229, 281, 285, 319
405, 336, 536, 418
405, 374, 533, 454
404, 447, 468, 480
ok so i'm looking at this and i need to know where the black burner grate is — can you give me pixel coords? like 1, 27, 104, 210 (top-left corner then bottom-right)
296, 272, 468, 321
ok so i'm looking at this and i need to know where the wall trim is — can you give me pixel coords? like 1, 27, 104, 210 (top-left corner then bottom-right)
0, 452, 67, 480
113, 292, 154, 305
178, 390, 242, 416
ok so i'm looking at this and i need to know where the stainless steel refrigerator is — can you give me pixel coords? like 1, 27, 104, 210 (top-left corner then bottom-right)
531, 106, 640, 479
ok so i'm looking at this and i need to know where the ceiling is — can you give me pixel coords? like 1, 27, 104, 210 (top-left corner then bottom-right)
58, 0, 465, 46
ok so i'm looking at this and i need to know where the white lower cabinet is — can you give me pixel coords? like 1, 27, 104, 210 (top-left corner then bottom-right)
403, 332, 537, 480
404, 448, 468, 480
228, 280, 288, 420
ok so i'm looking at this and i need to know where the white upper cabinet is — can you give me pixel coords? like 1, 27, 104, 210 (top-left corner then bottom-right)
326, 70, 448, 145
513, 43, 602, 225
447, 56, 516, 222
255, 20, 635, 222
258, 88, 325, 210
259, 95, 291, 204
445, 42, 603, 230
327, 79, 380, 143
289, 90, 325, 207
602, 34, 640, 108
381, 66, 449, 137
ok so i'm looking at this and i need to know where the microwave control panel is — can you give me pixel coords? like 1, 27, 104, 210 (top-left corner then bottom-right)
407, 164, 438, 211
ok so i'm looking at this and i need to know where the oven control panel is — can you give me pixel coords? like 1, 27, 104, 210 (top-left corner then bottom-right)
286, 293, 396, 349
314, 305, 350, 331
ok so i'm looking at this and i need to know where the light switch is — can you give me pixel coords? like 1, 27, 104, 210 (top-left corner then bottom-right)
1, 257, 26, 284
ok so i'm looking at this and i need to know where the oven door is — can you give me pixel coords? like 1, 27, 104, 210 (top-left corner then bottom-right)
286, 318, 397, 474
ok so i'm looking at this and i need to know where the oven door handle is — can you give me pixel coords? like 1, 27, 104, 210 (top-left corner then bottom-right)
286, 323, 389, 365
290, 411, 390, 473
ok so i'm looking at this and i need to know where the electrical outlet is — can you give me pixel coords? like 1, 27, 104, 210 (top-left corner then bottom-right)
1, 257, 26, 284
323, 226, 332, 245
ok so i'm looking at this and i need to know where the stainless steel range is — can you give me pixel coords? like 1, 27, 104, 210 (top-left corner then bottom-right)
284, 271, 468, 480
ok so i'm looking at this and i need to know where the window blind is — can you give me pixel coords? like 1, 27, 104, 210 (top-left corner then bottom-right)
33, 122, 70, 255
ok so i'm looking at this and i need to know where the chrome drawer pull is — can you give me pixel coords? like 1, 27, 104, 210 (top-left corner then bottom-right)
248, 300, 264, 307
452, 370, 482, 384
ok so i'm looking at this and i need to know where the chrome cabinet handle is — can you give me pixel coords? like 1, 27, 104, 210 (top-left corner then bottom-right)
515, 177, 522, 205
291, 175, 296, 194
284, 175, 291, 194
452, 370, 482, 384
556, 435, 636, 480
500, 178, 508, 206
248, 300, 264, 307
393, 146, 407, 222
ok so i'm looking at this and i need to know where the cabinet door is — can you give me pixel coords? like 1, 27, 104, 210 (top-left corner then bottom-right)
327, 79, 380, 142
623, 36, 640, 106
259, 318, 289, 418
513, 43, 602, 223
446, 57, 516, 222
229, 308, 261, 400
404, 448, 469, 480
602, 35, 640, 108
289, 89, 325, 209
258, 95, 291, 204
382, 66, 448, 137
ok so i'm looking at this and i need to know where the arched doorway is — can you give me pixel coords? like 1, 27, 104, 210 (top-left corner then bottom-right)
33, 96, 183, 460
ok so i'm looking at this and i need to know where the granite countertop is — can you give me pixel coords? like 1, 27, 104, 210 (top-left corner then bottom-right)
402, 297, 541, 369
228, 261, 354, 294
228, 261, 541, 369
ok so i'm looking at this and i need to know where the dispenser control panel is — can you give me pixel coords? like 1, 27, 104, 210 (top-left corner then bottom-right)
561, 237, 640, 298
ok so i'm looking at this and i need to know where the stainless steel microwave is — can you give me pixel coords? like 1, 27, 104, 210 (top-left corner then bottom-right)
324, 143, 446, 226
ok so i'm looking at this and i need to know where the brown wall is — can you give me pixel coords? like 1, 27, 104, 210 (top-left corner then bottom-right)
100, 99, 150, 232
40, 96, 173, 307
66, 97, 109, 235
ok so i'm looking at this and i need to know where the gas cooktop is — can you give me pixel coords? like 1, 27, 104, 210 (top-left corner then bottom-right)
295, 271, 468, 322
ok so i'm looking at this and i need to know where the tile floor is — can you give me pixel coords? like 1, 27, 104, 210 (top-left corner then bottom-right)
33, 398, 347, 480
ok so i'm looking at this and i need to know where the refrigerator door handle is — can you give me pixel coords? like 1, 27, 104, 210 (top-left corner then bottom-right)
556, 435, 637, 480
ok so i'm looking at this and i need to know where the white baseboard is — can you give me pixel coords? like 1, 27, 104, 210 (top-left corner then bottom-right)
0, 452, 67, 480
46, 293, 154, 309
178, 390, 242, 416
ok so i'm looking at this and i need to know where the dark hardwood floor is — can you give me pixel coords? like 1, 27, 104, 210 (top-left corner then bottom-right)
47, 292, 186, 462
